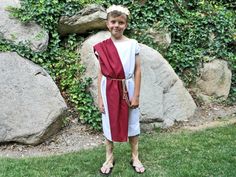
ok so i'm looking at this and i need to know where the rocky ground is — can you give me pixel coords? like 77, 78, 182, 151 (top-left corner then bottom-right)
173, 104, 236, 131
0, 104, 235, 158
0, 120, 104, 158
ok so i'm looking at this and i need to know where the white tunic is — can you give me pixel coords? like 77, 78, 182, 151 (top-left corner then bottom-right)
100, 39, 141, 141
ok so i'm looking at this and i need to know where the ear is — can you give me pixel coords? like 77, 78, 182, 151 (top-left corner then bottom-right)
106, 20, 109, 29
125, 22, 128, 29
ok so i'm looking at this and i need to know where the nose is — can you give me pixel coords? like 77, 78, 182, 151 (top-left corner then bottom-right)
114, 22, 119, 27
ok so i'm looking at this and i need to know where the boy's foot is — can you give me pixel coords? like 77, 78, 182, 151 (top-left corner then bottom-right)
130, 160, 145, 174
100, 161, 114, 176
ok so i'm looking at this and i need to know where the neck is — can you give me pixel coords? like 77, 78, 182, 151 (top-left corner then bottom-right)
111, 35, 126, 41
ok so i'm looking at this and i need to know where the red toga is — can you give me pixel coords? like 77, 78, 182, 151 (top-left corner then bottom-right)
94, 38, 129, 142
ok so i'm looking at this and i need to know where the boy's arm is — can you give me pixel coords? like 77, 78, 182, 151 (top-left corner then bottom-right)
95, 49, 104, 113
131, 54, 141, 108
97, 67, 105, 113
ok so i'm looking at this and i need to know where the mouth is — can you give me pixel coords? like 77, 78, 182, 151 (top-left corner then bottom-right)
112, 28, 120, 31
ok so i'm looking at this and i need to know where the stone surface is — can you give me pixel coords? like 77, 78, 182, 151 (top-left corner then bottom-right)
58, 4, 107, 35
79, 31, 197, 129
195, 59, 232, 100
0, 0, 49, 52
0, 52, 67, 145
146, 27, 171, 49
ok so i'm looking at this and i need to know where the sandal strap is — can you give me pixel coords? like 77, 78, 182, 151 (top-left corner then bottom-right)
132, 160, 144, 168
133, 163, 144, 168
102, 161, 114, 168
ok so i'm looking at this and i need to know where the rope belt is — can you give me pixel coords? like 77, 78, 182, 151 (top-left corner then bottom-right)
107, 77, 131, 107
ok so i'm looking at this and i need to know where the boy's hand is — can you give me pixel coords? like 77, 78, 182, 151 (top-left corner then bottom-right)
98, 96, 105, 113
130, 96, 139, 109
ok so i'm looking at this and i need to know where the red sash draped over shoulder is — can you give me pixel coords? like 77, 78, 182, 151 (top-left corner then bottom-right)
94, 38, 129, 142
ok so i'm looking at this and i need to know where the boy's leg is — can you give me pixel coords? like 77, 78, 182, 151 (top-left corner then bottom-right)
129, 136, 145, 173
100, 139, 114, 174
105, 139, 114, 163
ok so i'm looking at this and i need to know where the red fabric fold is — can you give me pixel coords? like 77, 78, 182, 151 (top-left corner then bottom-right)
94, 38, 129, 142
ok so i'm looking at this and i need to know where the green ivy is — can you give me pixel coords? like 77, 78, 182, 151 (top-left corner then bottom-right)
52, 35, 101, 130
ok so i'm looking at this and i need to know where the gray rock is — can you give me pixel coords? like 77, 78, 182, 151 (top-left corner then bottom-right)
146, 27, 171, 50
0, 0, 21, 8
139, 43, 196, 128
58, 4, 107, 36
195, 59, 232, 100
79, 31, 197, 129
0, 52, 67, 145
141, 122, 162, 132
0, 0, 49, 52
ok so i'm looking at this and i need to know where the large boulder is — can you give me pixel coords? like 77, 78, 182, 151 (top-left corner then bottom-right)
0, 0, 49, 52
58, 4, 107, 36
194, 59, 232, 101
0, 52, 67, 145
79, 31, 197, 129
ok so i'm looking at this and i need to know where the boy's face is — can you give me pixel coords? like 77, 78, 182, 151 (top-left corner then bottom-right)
106, 15, 127, 39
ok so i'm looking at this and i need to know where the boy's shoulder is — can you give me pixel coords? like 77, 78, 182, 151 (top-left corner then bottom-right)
127, 38, 139, 45
94, 37, 139, 47
123, 36, 138, 43
93, 38, 111, 47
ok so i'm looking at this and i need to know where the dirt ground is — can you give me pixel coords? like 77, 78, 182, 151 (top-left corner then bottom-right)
0, 104, 235, 158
